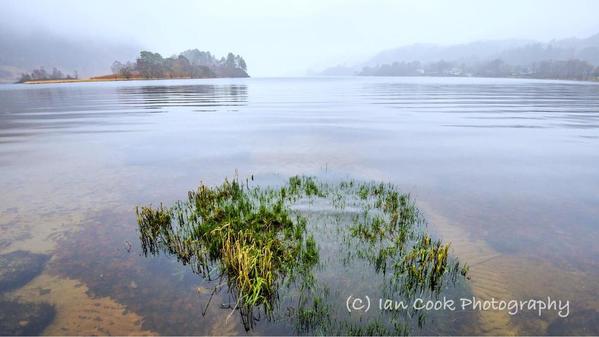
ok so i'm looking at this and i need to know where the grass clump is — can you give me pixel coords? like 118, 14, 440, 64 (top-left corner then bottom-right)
136, 175, 469, 333
137, 176, 321, 330
341, 181, 469, 296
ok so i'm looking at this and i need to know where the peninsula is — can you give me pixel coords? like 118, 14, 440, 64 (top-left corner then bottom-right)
18, 49, 249, 84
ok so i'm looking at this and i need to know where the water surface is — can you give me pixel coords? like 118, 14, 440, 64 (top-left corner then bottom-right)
1, 77, 598, 335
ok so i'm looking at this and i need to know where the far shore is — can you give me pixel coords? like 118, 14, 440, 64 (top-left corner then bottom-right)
22, 75, 209, 85
20, 75, 599, 85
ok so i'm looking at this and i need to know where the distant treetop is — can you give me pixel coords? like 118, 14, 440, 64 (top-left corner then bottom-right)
358, 58, 599, 81
110, 49, 249, 79
18, 67, 78, 83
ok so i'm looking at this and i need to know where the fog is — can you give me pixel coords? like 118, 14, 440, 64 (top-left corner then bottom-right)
2, 0, 599, 76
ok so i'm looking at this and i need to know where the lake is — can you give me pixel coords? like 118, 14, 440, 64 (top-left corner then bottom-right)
0, 77, 598, 335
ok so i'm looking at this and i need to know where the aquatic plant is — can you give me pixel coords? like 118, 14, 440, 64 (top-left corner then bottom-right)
340, 181, 468, 296
137, 176, 322, 329
136, 175, 468, 333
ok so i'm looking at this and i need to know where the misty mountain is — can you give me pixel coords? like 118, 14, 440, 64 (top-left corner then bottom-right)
366, 39, 534, 66
497, 34, 599, 65
0, 24, 141, 83
319, 33, 599, 75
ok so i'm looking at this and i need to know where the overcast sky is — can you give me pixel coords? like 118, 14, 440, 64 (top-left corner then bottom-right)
3, 0, 599, 76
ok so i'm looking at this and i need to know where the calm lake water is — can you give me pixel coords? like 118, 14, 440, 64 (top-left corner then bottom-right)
0, 77, 598, 335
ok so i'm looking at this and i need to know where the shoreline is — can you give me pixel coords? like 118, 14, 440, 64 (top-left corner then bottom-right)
21, 76, 245, 85
19, 75, 598, 85
22, 78, 126, 84
357, 74, 599, 83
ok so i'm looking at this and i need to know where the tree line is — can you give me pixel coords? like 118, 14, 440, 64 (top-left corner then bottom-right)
18, 67, 78, 82
110, 49, 248, 79
359, 58, 599, 81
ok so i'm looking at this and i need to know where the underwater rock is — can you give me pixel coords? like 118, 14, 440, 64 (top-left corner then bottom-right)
547, 309, 599, 335
0, 250, 50, 292
0, 300, 56, 335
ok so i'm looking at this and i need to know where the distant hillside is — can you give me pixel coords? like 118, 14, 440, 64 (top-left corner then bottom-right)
0, 24, 141, 83
366, 39, 534, 66
319, 33, 599, 77
497, 34, 599, 65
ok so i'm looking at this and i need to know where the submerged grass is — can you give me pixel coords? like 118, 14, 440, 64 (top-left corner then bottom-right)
137, 177, 321, 329
136, 175, 468, 333
339, 181, 469, 297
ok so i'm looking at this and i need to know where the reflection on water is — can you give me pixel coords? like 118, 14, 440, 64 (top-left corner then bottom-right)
117, 84, 247, 111
0, 77, 598, 335
0, 82, 247, 143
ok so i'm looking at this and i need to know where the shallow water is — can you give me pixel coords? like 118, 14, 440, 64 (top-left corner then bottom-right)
0, 77, 598, 335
